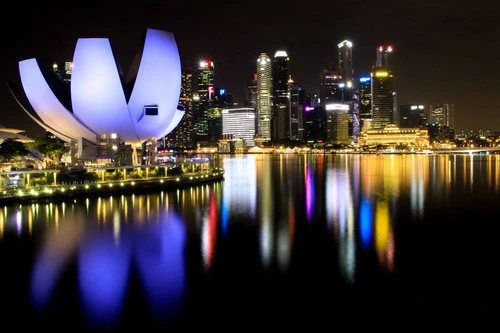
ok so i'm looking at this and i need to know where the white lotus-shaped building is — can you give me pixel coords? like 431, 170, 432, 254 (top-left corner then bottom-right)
9, 28, 183, 153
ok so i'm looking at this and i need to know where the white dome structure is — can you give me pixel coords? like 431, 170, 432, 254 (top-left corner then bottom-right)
9, 28, 183, 150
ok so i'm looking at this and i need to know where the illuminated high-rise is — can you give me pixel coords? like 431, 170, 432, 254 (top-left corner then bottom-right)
194, 60, 214, 142
245, 74, 258, 109
325, 103, 350, 144
165, 69, 194, 149
256, 53, 272, 141
371, 45, 395, 129
371, 68, 394, 129
272, 50, 290, 142
319, 67, 343, 106
429, 104, 454, 129
359, 77, 372, 125
338, 40, 357, 141
197, 60, 214, 102
288, 78, 305, 141
222, 107, 256, 146
338, 40, 353, 85
376, 45, 393, 67
399, 104, 427, 128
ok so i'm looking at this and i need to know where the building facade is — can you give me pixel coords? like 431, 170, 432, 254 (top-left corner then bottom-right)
371, 67, 394, 129
272, 50, 290, 142
194, 60, 215, 143
359, 76, 372, 129
358, 124, 429, 148
399, 104, 427, 128
165, 69, 194, 149
256, 53, 272, 141
222, 107, 256, 147
338, 40, 353, 85
325, 103, 350, 144
288, 80, 305, 141
429, 104, 454, 129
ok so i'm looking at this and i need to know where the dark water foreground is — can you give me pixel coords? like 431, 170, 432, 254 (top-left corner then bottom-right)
0, 154, 498, 331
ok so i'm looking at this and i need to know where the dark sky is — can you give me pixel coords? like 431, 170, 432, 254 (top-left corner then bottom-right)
1, 1, 499, 135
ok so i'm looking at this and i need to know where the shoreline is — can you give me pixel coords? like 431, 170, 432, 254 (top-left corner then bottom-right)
0, 169, 225, 206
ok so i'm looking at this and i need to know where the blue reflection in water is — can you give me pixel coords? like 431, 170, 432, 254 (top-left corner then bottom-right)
31, 219, 85, 310
135, 211, 186, 321
78, 231, 132, 327
359, 198, 373, 249
220, 194, 229, 237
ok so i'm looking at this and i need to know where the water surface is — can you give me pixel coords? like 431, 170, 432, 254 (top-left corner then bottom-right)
0, 153, 498, 330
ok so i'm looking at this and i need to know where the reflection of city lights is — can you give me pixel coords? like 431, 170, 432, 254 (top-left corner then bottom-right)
305, 164, 315, 222
359, 199, 373, 249
202, 191, 218, 271
375, 201, 394, 272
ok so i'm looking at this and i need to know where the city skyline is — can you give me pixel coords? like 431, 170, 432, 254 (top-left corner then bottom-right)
1, 1, 499, 135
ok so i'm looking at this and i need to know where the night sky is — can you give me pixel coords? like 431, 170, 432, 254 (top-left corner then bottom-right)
1, 1, 499, 135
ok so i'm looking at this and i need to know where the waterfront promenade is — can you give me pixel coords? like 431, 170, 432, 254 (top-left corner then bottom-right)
0, 162, 224, 205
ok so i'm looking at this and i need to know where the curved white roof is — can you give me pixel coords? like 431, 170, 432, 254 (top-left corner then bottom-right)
17, 28, 183, 147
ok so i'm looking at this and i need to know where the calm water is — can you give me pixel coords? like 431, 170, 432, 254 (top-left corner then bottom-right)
1, 153, 498, 330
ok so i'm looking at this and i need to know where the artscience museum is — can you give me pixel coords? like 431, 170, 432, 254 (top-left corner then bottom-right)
8, 28, 184, 166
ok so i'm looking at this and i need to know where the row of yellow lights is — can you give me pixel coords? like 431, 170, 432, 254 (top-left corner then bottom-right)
3, 172, 222, 197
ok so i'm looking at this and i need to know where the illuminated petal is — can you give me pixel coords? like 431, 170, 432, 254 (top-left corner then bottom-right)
18, 58, 97, 142
71, 38, 135, 142
127, 29, 181, 143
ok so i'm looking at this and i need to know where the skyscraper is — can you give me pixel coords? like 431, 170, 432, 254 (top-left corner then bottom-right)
429, 104, 454, 129
197, 60, 214, 102
194, 60, 214, 143
359, 76, 372, 129
399, 104, 427, 128
272, 50, 290, 142
376, 45, 393, 67
337, 40, 356, 141
165, 69, 194, 149
256, 53, 272, 141
222, 107, 256, 147
288, 78, 305, 141
325, 103, 350, 144
371, 68, 394, 129
244, 74, 258, 109
338, 40, 353, 85
319, 68, 343, 106
371, 45, 395, 129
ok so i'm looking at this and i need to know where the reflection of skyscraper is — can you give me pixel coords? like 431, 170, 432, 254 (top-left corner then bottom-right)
272, 51, 290, 142
256, 53, 272, 141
